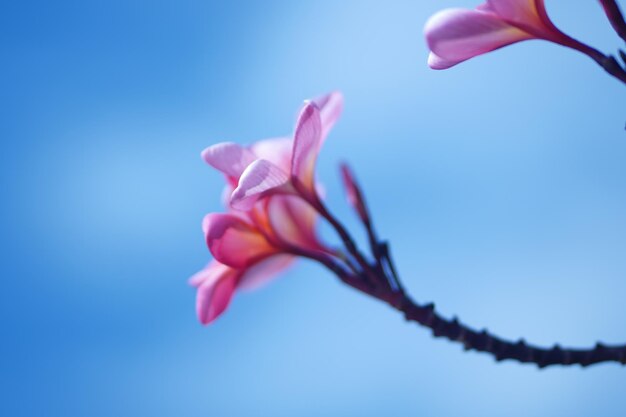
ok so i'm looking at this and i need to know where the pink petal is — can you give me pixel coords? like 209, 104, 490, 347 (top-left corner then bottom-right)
201, 213, 211, 235
195, 262, 240, 324
188, 261, 214, 288
424, 8, 533, 69
483, 0, 539, 23
230, 159, 291, 210
250, 137, 293, 172
237, 254, 295, 291
201, 142, 256, 179
266, 195, 321, 250
427, 51, 459, 70
482, 0, 559, 38
312, 91, 343, 143
290, 102, 322, 194
205, 213, 276, 268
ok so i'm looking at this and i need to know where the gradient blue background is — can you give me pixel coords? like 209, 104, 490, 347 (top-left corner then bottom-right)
3, 1, 626, 416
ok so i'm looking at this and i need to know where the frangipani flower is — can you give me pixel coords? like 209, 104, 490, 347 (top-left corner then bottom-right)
202, 91, 343, 210
424, 0, 599, 70
190, 193, 327, 324
190, 91, 358, 325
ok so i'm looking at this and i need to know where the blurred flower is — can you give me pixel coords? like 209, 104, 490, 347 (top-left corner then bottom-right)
190, 92, 344, 324
190, 193, 327, 324
202, 91, 343, 210
424, 0, 599, 69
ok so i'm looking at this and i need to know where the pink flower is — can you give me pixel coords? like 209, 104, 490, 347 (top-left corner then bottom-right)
201, 91, 343, 210
190, 192, 327, 324
424, 0, 599, 69
190, 91, 347, 325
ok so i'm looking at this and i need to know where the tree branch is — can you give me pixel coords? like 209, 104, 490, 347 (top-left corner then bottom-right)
391, 292, 626, 368
599, 0, 626, 43
327, 166, 626, 369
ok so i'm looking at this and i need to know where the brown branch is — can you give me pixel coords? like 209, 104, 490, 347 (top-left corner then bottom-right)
599, 0, 626, 43
324, 165, 626, 368
391, 292, 626, 368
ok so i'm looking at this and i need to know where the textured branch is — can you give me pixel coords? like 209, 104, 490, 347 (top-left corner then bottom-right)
391, 293, 626, 368
329, 166, 626, 369
316, 247, 626, 368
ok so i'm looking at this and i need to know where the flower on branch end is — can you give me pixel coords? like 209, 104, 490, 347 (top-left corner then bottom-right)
189, 91, 626, 369
424, 0, 602, 70
190, 92, 346, 324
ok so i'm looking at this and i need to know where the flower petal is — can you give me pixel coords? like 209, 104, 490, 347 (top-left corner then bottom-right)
230, 159, 291, 210
427, 51, 459, 70
482, 0, 559, 38
266, 195, 321, 250
250, 137, 293, 172
483, 0, 539, 23
188, 261, 213, 288
291, 102, 322, 194
424, 8, 533, 69
201, 213, 211, 235
205, 213, 276, 268
237, 254, 295, 291
201, 142, 256, 179
312, 91, 343, 143
195, 262, 240, 324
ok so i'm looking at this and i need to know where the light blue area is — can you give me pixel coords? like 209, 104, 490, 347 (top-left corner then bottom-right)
2, 1, 626, 416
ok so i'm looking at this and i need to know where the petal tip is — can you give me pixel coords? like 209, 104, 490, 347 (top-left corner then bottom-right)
230, 159, 290, 210
230, 188, 258, 211
427, 52, 458, 70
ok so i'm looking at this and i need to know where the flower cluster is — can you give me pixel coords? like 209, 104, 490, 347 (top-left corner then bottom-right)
188, 1, 626, 370
190, 92, 347, 324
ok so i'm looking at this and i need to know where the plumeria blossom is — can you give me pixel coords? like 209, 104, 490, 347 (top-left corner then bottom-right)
190, 193, 328, 324
424, 0, 600, 70
188, 89, 626, 368
202, 91, 343, 210
190, 92, 343, 325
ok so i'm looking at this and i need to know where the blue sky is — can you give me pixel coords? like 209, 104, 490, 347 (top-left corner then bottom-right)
2, 1, 626, 416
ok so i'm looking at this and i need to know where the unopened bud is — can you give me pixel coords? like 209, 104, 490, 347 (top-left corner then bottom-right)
340, 163, 369, 224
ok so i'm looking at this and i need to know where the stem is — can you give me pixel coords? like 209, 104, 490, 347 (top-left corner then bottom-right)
558, 36, 626, 84
320, 173, 626, 368
391, 292, 626, 368
379, 242, 405, 295
325, 260, 626, 368
599, 0, 626, 43
598, 55, 626, 83
296, 247, 375, 295
340, 246, 626, 368
292, 178, 382, 287
508, 13, 626, 84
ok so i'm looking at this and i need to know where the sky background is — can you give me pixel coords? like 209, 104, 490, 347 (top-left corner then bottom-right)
2, 1, 626, 416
